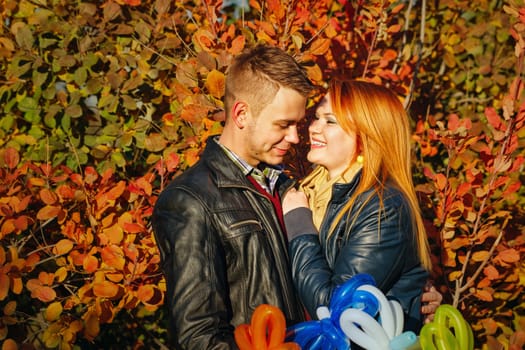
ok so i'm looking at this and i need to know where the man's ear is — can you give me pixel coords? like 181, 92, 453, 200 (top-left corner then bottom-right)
231, 101, 248, 129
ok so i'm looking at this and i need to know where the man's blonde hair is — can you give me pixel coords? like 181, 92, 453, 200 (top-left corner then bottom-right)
225, 45, 314, 118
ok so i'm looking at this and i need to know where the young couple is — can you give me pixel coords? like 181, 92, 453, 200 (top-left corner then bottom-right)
152, 45, 442, 349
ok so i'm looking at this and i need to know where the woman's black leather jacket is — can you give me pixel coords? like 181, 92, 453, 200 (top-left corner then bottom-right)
288, 171, 428, 332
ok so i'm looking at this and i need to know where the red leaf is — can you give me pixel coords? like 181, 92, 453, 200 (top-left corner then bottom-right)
485, 107, 504, 130
3, 148, 19, 169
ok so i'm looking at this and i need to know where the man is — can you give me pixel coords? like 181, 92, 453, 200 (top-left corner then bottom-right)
152, 45, 313, 349
152, 45, 442, 349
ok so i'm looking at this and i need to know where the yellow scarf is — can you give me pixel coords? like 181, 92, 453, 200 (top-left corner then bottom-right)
299, 163, 363, 229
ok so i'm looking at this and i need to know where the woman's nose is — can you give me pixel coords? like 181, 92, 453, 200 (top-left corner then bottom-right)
309, 119, 321, 133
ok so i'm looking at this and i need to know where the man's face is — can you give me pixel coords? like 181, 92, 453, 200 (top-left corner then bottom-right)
241, 87, 307, 166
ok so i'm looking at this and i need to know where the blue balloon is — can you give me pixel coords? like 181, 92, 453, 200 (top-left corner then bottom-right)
286, 273, 384, 350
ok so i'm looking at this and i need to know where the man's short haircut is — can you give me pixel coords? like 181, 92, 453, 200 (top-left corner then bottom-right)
225, 45, 314, 118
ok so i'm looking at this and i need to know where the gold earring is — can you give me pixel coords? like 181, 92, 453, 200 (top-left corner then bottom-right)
356, 155, 364, 164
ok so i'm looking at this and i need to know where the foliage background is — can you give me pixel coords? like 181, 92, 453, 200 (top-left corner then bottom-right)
0, 0, 523, 349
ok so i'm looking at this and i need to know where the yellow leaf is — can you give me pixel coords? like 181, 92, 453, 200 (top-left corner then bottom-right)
472, 250, 490, 262
83, 311, 100, 341
45, 301, 63, 321
55, 267, 68, 283
205, 69, 225, 99
448, 270, 462, 281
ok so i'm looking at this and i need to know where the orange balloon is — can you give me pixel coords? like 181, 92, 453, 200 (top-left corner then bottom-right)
234, 304, 300, 350
235, 324, 254, 350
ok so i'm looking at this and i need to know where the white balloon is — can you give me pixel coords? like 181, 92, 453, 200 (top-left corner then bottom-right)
316, 306, 331, 320
339, 308, 390, 350
389, 299, 405, 337
357, 284, 396, 339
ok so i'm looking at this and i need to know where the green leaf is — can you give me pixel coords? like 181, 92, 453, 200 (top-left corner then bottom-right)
14, 24, 35, 50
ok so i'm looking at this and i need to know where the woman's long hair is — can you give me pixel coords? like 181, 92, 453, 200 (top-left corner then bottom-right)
328, 79, 432, 271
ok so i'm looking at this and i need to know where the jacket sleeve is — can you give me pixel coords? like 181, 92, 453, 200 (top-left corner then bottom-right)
152, 186, 238, 350
289, 192, 425, 320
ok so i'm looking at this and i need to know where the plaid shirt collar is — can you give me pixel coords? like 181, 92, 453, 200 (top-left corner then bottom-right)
214, 136, 283, 193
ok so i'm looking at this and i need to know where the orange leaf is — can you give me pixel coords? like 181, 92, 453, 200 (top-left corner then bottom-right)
484, 107, 504, 130
45, 301, 63, 321
83, 255, 99, 273
32, 285, 57, 302
2, 339, 17, 350
137, 284, 154, 303
205, 69, 225, 99
102, 224, 124, 245
101, 245, 125, 270
84, 166, 99, 185
1, 219, 16, 237
3, 300, 16, 315
481, 317, 498, 335
495, 248, 520, 263
52, 239, 74, 256
36, 205, 61, 220
14, 215, 30, 231
0, 273, 9, 300
474, 289, 493, 302
435, 173, 447, 191
229, 35, 245, 55
39, 188, 58, 205
11, 277, 22, 294
483, 265, 500, 280
308, 38, 331, 56
39, 271, 55, 285
93, 281, 119, 298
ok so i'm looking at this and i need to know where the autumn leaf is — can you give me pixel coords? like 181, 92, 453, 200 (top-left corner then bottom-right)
205, 69, 225, 99
32, 285, 57, 302
101, 245, 125, 270
93, 280, 119, 298
0, 273, 9, 300
228, 35, 245, 55
45, 301, 63, 321
3, 148, 19, 169
495, 249, 520, 263
475, 289, 494, 302
83, 255, 99, 273
52, 239, 74, 256
308, 38, 331, 56
137, 284, 154, 303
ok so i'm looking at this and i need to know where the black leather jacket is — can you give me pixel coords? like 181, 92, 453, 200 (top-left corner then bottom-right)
152, 137, 305, 349
288, 171, 428, 332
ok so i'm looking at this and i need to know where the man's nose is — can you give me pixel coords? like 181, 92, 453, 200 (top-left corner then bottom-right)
285, 126, 300, 144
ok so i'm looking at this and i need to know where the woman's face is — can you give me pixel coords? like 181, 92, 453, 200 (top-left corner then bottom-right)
307, 93, 359, 179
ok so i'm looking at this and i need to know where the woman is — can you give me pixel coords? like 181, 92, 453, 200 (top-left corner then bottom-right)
283, 79, 433, 332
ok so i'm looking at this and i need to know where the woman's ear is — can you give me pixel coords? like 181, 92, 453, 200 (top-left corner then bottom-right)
231, 101, 248, 129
